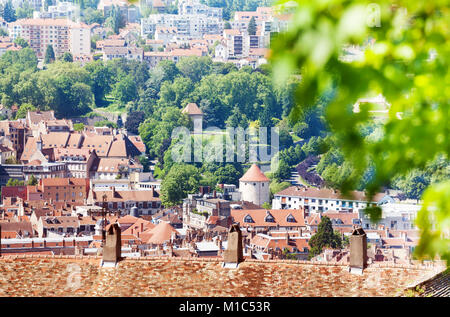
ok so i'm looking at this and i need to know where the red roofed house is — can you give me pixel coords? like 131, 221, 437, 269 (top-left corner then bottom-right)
1, 186, 27, 205
88, 187, 162, 215
239, 164, 269, 206
39, 178, 90, 203
272, 185, 390, 214
231, 208, 306, 233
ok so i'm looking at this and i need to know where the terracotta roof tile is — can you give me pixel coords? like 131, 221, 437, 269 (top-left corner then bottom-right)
276, 186, 387, 202
240, 164, 269, 182
0, 256, 442, 297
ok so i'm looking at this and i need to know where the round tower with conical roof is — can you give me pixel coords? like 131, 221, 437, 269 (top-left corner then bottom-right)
239, 164, 270, 206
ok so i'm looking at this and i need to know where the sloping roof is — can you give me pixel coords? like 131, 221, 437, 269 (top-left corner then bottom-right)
182, 103, 203, 115
144, 221, 179, 244
412, 268, 450, 297
239, 164, 269, 182
41, 132, 71, 148
0, 256, 443, 296
27, 110, 55, 125
92, 190, 160, 202
275, 186, 387, 202
41, 178, 89, 187
231, 209, 305, 228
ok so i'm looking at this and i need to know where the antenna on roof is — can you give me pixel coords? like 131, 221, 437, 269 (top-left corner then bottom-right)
101, 194, 108, 246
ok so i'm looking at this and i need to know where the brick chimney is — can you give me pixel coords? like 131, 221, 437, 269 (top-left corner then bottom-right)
349, 227, 367, 274
223, 224, 243, 264
103, 223, 121, 265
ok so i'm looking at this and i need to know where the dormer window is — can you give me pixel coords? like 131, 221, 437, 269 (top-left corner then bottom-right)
264, 211, 275, 223
243, 215, 254, 223
286, 214, 296, 223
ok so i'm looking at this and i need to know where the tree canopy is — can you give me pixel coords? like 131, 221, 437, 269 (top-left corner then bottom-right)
271, 0, 450, 264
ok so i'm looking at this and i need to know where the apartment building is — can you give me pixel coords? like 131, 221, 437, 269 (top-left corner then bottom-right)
360, 202, 421, 231
0, 120, 26, 159
34, 1, 79, 20
178, 0, 223, 19
88, 187, 162, 215
223, 29, 243, 59
272, 186, 390, 214
39, 177, 90, 203
53, 148, 98, 179
102, 46, 144, 61
8, 18, 91, 59
141, 14, 222, 38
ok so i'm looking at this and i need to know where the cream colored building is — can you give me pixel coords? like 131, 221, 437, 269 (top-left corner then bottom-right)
239, 164, 270, 207
8, 18, 91, 59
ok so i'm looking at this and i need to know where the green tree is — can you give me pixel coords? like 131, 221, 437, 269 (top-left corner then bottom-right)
112, 74, 137, 105
37, 62, 94, 117
94, 120, 117, 129
273, 158, 291, 181
6, 178, 24, 186
85, 60, 114, 105
247, 16, 257, 35
176, 56, 212, 83
60, 52, 73, 63
2, 0, 16, 22
160, 164, 201, 206
308, 216, 342, 259
15, 0, 33, 19
271, 0, 450, 263
73, 123, 85, 132
15, 103, 36, 119
214, 164, 243, 186
105, 5, 125, 34
125, 110, 145, 135
13, 37, 29, 48
27, 174, 38, 186
44, 45, 55, 64
394, 171, 430, 201
82, 8, 105, 25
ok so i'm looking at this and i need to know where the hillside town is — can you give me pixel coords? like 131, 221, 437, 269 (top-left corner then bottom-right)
0, 0, 290, 68
0, 0, 448, 299
0, 109, 428, 267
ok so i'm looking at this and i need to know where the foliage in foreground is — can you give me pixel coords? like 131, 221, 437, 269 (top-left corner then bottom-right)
271, 0, 450, 264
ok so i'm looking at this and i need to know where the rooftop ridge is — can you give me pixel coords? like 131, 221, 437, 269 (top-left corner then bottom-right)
0, 254, 444, 271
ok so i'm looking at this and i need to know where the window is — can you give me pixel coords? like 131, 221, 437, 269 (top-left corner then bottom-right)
286, 214, 296, 223
244, 215, 254, 223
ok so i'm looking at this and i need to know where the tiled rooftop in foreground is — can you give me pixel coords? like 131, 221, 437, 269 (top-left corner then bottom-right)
0, 255, 445, 297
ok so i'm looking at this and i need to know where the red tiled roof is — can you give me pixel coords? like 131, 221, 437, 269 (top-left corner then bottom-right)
143, 221, 179, 245
275, 186, 387, 202
240, 164, 269, 182
41, 178, 89, 187
182, 103, 203, 115
0, 256, 441, 296
92, 190, 160, 202
231, 209, 305, 228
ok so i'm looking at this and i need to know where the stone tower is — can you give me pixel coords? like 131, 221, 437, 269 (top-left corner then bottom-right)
182, 103, 203, 132
239, 164, 270, 207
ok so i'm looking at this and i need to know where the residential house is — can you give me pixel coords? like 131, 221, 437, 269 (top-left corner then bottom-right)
230, 209, 306, 233
272, 186, 389, 214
